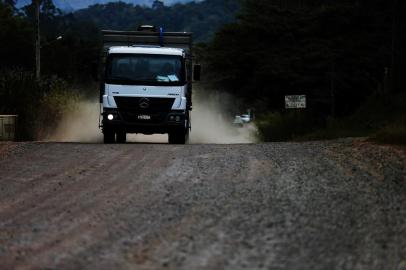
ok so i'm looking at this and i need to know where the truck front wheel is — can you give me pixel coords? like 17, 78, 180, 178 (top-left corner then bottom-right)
103, 129, 115, 144
168, 128, 188, 144
116, 131, 126, 144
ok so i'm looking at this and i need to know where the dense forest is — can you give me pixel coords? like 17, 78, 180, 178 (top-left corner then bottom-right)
0, 0, 405, 142
0, 0, 239, 78
206, 0, 406, 113
203, 0, 406, 142
74, 0, 239, 42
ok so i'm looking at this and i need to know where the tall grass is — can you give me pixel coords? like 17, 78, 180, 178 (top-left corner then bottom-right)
373, 123, 406, 145
0, 70, 80, 140
256, 110, 322, 141
256, 92, 406, 145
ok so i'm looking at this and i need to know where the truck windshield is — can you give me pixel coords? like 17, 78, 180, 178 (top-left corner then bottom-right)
106, 54, 185, 86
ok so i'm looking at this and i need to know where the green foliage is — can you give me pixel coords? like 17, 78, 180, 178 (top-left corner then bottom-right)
19, 2, 101, 81
205, 0, 404, 115
0, 2, 98, 141
0, 2, 100, 81
73, 0, 240, 42
255, 110, 321, 141
295, 92, 406, 144
0, 0, 16, 8
374, 124, 406, 145
352, 92, 406, 145
0, 0, 238, 80
0, 3, 34, 70
35, 77, 81, 139
0, 70, 39, 139
21, 0, 62, 18
0, 70, 80, 140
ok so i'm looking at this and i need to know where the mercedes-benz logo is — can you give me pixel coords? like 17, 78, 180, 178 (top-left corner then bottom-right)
139, 98, 150, 109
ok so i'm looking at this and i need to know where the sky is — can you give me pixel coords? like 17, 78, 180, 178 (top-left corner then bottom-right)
16, 0, 196, 11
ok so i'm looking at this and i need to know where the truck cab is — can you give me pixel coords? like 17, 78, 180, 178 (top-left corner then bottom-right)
99, 27, 200, 144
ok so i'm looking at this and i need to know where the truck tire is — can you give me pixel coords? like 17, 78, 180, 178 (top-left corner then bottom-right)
103, 129, 115, 144
168, 128, 188, 144
116, 131, 126, 144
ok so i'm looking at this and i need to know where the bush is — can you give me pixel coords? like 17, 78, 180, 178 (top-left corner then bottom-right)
373, 121, 406, 145
296, 93, 406, 144
256, 110, 321, 141
36, 77, 81, 139
0, 70, 80, 140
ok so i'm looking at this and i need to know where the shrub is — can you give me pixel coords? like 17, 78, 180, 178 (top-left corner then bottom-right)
0, 70, 80, 140
373, 121, 406, 145
256, 110, 321, 142
295, 93, 406, 144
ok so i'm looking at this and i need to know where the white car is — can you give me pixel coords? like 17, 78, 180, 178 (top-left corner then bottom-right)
240, 114, 251, 123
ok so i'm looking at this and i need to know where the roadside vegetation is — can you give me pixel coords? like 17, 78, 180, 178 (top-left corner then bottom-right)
204, 0, 406, 145
0, 70, 81, 140
74, 0, 239, 42
306, 93, 406, 141
253, 92, 406, 145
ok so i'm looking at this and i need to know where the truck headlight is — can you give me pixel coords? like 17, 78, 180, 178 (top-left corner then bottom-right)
107, 114, 114, 121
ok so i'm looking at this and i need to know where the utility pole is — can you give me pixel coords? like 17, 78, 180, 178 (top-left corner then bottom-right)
390, 0, 399, 93
35, 0, 40, 80
330, 62, 336, 116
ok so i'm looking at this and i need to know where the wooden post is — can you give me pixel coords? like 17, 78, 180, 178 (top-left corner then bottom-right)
390, 0, 400, 93
35, 0, 40, 80
330, 62, 336, 116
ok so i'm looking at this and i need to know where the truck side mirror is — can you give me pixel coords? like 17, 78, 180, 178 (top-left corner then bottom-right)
91, 61, 99, 81
193, 64, 201, 81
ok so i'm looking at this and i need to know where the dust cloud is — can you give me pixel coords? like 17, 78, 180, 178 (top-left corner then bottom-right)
189, 88, 257, 144
48, 87, 257, 144
48, 101, 103, 143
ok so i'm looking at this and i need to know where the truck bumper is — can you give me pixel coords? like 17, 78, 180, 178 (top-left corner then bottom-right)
102, 109, 186, 134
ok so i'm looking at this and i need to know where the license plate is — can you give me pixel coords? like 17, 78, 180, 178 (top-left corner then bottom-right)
138, 115, 151, 120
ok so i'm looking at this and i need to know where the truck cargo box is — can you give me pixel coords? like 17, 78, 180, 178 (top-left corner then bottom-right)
101, 29, 193, 55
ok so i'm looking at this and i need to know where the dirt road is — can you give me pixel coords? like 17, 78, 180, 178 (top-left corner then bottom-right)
0, 139, 405, 270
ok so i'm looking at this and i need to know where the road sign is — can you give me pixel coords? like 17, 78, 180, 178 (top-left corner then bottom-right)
285, 95, 306, 109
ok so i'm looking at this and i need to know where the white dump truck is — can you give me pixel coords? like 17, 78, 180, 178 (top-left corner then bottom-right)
98, 25, 200, 144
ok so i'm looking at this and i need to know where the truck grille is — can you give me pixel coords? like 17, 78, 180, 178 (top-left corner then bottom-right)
114, 97, 175, 113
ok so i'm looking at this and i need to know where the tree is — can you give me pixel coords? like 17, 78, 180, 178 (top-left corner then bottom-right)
206, 0, 400, 114
152, 0, 164, 10
0, 0, 16, 8
0, 3, 34, 70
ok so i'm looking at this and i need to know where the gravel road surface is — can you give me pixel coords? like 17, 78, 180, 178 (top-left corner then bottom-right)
0, 139, 405, 270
